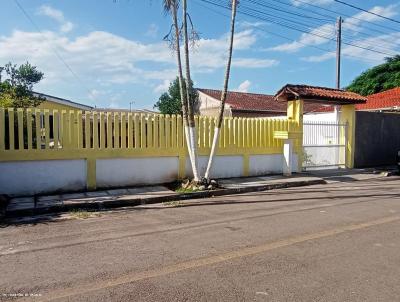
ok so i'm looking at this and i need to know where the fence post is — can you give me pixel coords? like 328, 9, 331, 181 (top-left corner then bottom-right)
283, 139, 293, 176
286, 99, 303, 172
339, 104, 355, 168
243, 153, 249, 177
0, 108, 4, 151
86, 157, 96, 190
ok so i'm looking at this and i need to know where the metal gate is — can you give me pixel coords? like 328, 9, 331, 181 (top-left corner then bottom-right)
302, 121, 348, 169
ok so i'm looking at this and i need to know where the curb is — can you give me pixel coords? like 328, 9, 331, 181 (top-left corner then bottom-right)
5, 179, 326, 218
379, 171, 399, 177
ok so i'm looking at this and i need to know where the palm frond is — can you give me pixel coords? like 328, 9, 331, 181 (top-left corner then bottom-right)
163, 0, 180, 14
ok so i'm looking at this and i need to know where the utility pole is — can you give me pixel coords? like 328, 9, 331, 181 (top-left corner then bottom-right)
334, 16, 343, 167
334, 16, 343, 124
336, 16, 342, 89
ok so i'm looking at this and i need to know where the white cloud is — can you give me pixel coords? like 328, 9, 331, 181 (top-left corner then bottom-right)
0, 25, 277, 103
153, 79, 170, 94
37, 5, 74, 33
145, 23, 159, 38
88, 89, 99, 100
238, 21, 267, 29
268, 4, 398, 53
291, 0, 334, 6
302, 32, 400, 63
233, 58, 279, 68
237, 80, 251, 92
267, 23, 335, 53
108, 100, 119, 108
302, 52, 335, 63
343, 5, 398, 32
61, 22, 74, 33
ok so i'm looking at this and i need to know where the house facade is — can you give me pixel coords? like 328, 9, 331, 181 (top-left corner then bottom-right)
356, 87, 400, 112
34, 92, 93, 111
197, 88, 327, 118
197, 88, 286, 117
304, 87, 400, 121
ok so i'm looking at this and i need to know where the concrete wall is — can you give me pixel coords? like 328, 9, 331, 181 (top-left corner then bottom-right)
0, 159, 86, 196
0, 153, 298, 196
185, 155, 243, 179
186, 154, 299, 179
249, 154, 299, 175
96, 157, 179, 188
354, 111, 400, 167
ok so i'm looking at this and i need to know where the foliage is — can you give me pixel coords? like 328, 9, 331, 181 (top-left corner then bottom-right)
346, 55, 400, 96
0, 62, 45, 108
154, 77, 198, 115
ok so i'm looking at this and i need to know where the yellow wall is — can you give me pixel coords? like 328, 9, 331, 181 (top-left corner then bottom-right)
37, 100, 85, 111
0, 108, 295, 190
340, 104, 356, 168
287, 99, 304, 171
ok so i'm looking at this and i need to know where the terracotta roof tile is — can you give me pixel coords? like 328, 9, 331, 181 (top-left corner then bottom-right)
275, 84, 367, 104
198, 88, 284, 112
356, 87, 400, 110
198, 88, 329, 114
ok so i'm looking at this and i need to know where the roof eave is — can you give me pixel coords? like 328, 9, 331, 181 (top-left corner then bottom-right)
300, 97, 367, 105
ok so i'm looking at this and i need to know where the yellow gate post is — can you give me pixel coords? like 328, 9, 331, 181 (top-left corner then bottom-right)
287, 99, 303, 172
339, 104, 355, 168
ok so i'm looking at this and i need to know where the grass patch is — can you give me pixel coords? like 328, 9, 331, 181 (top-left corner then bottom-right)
163, 201, 184, 207
69, 209, 101, 219
175, 187, 199, 194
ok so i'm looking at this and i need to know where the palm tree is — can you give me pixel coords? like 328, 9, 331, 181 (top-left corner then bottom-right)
163, 0, 197, 179
204, 0, 238, 180
182, 0, 200, 182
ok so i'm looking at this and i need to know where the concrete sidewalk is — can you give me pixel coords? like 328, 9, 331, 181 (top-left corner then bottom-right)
5, 168, 395, 218
6, 174, 325, 217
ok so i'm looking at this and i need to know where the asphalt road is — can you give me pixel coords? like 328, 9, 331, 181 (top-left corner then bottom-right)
1, 176, 400, 301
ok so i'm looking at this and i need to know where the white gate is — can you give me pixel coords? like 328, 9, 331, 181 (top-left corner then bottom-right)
302, 121, 347, 169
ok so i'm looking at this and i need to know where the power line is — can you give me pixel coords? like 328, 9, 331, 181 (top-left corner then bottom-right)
245, 0, 400, 51
266, 0, 400, 42
194, 0, 332, 51
234, 1, 337, 37
333, 0, 400, 25
239, 0, 398, 56
243, 0, 400, 52
262, 0, 335, 22
202, 0, 397, 57
245, 0, 332, 22
291, 0, 400, 33
194, 0, 382, 64
13, 0, 96, 101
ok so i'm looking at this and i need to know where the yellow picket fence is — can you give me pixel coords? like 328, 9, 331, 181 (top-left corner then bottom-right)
0, 108, 298, 155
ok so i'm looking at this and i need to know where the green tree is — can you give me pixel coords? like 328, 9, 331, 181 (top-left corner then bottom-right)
0, 62, 45, 108
154, 77, 198, 115
347, 55, 400, 96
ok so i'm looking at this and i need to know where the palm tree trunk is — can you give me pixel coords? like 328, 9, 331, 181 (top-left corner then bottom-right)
182, 0, 200, 182
204, 0, 238, 180
171, 2, 195, 172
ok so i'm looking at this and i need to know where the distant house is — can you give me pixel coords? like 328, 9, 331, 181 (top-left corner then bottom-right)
303, 87, 400, 121
197, 88, 325, 118
197, 88, 284, 117
93, 108, 157, 115
356, 87, 400, 112
34, 92, 93, 111
34, 92, 157, 114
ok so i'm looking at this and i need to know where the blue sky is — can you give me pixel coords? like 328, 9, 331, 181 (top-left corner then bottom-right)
0, 0, 399, 109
